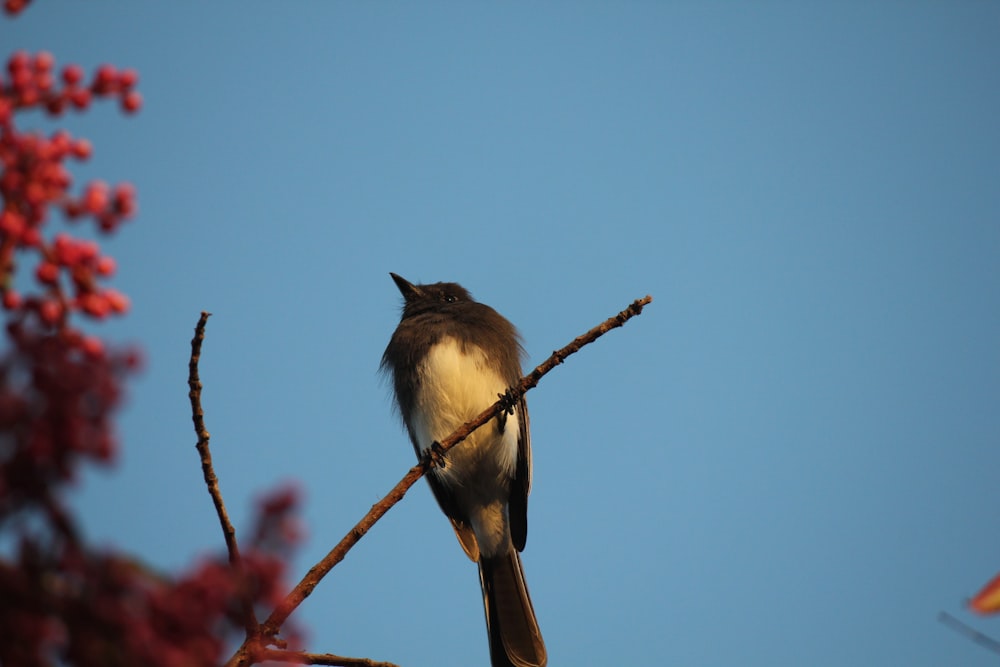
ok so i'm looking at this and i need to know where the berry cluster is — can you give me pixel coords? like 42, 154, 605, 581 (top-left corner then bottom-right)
1, 51, 139, 343
0, 43, 143, 572
1, 17, 307, 667
0, 486, 304, 667
2, 50, 142, 116
0, 44, 152, 666
0, 321, 135, 515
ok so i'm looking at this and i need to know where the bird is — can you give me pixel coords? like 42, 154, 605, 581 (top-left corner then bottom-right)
381, 273, 547, 667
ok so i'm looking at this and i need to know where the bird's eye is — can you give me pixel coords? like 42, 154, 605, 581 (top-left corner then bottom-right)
444, 294, 458, 303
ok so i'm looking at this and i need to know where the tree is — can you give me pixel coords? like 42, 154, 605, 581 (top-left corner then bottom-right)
0, 6, 305, 665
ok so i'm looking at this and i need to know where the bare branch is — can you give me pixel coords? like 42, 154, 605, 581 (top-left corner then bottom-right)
939, 611, 1000, 655
257, 649, 401, 667
188, 311, 258, 634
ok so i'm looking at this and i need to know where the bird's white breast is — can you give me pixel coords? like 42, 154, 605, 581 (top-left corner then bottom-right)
411, 337, 519, 484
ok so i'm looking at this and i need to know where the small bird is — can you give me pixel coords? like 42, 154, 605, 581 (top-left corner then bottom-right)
381, 273, 547, 667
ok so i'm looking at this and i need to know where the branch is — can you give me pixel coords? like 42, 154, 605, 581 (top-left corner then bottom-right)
224, 294, 653, 666
257, 649, 401, 667
938, 611, 1000, 655
188, 311, 258, 634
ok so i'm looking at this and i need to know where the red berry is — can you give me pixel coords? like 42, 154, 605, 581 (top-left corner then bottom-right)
121, 91, 142, 113
33, 51, 54, 72
78, 240, 99, 262
71, 138, 92, 160
80, 292, 110, 318
22, 227, 42, 246
36, 262, 59, 284
69, 88, 91, 110
11, 67, 32, 92
0, 209, 24, 236
2, 290, 21, 310
62, 63, 84, 86
53, 233, 75, 263
25, 182, 46, 206
36, 161, 61, 183
4, 0, 30, 15
15, 133, 38, 153
1, 170, 23, 193
38, 299, 62, 325
35, 72, 53, 92
118, 68, 138, 89
47, 164, 71, 190
104, 289, 130, 313
64, 201, 84, 219
95, 433, 116, 461
45, 96, 67, 115
113, 183, 137, 217
82, 181, 109, 214
94, 64, 117, 92
81, 335, 105, 359
95, 256, 116, 276
7, 51, 29, 75
50, 130, 71, 155
18, 87, 39, 106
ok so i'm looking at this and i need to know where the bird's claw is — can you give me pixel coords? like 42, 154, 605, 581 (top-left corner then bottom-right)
422, 441, 447, 469
497, 388, 518, 416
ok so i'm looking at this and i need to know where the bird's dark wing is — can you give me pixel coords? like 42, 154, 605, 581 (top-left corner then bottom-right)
509, 397, 531, 552
420, 452, 481, 561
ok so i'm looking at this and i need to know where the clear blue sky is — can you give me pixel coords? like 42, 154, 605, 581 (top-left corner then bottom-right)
5, 3, 1000, 665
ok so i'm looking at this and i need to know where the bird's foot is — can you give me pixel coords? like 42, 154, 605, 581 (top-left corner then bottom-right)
497, 387, 519, 416
422, 441, 447, 470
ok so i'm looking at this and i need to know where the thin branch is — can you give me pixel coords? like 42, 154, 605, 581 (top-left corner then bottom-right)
188, 311, 258, 634
257, 649, 401, 667
224, 295, 653, 666
938, 611, 1000, 655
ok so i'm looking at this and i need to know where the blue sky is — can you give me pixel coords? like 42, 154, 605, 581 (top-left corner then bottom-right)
5, 3, 1000, 665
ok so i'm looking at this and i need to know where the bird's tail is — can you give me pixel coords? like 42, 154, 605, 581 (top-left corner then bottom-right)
478, 548, 547, 667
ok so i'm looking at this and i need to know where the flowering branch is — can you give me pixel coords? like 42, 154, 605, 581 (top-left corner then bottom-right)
1, 50, 139, 339
0, 37, 305, 667
0, 46, 142, 522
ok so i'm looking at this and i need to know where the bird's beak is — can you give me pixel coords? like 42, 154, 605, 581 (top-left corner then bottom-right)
390, 272, 423, 302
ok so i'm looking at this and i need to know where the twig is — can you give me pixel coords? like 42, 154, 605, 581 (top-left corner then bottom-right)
224, 295, 653, 666
257, 649, 401, 667
938, 611, 1000, 654
188, 311, 258, 634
